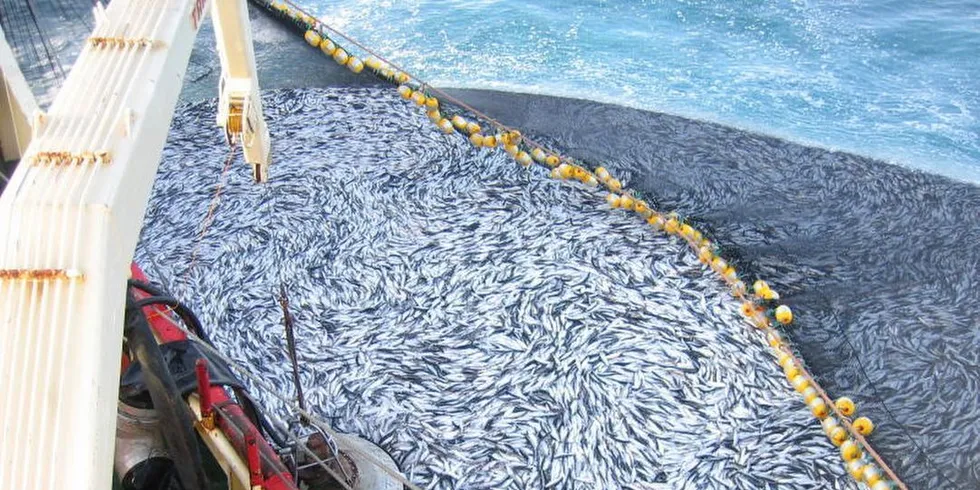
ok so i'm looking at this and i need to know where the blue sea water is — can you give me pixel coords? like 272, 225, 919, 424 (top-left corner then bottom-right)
303, 0, 980, 183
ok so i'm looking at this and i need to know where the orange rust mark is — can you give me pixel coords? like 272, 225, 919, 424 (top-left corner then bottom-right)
30, 151, 111, 166
0, 269, 81, 281
88, 37, 156, 49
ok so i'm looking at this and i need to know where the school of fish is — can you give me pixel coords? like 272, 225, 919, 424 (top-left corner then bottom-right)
136, 87, 859, 490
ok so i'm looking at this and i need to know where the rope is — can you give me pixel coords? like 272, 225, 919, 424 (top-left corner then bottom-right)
707, 248, 909, 489
768, 330, 906, 488
183, 143, 239, 286
279, 0, 566, 159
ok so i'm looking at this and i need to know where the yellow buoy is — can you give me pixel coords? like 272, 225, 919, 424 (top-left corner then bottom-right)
584, 176, 599, 187
508, 130, 522, 145
411, 91, 426, 106
835, 397, 856, 417
346, 57, 364, 74
607, 178, 623, 193
766, 330, 784, 348
784, 363, 801, 380
483, 135, 497, 148
437, 118, 454, 134
791, 374, 810, 393
545, 155, 560, 167
829, 427, 848, 446
397, 85, 413, 100
516, 151, 532, 167
425, 97, 439, 109
504, 144, 519, 156
809, 398, 830, 419
619, 195, 635, 211
427, 109, 442, 121
740, 302, 755, 318
595, 167, 611, 182
572, 167, 588, 181
332, 48, 349, 65
853, 416, 874, 436
550, 168, 561, 179
320, 38, 336, 56
648, 214, 665, 230
821, 416, 838, 434
679, 224, 695, 240
802, 387, 819, 404
753, 280, 770, 298
606, 194, 621, 208
840, 440, 862, 462
634, 201, 651, 217
531, 148, 546, 162
711, 257, 727, 273
465, 122, 482, 135
863, 465, 883, 485
870, 481, 892, 490
762, 288, 780, 301
698, 246, 713, 264
396, 72, 410, 84
558, 164, 574, 179
846, 460, 865, 481
452, 115, 467, 130
723, 265, 738, 282
469, 133, 485, 147
777, 351, 794, 369
304, 30, 322, 47
775, 305, 793, 325
365, 56, 382, 70
664, 218, 680, 235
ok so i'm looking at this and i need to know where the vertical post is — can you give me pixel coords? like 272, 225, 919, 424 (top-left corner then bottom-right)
194, 358, 214, 429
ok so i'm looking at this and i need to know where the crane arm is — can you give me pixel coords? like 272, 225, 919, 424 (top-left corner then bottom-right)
213, 0, 272, 182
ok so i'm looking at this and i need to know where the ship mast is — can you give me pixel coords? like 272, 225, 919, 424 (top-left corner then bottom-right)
0, 1, 270, 488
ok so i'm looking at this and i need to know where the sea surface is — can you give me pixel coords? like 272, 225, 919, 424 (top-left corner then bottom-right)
301, 0, 980, 183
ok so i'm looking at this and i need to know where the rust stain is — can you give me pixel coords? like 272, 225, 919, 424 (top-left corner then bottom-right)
30, 151, 111, 166
0, 269, 82, 282
88, 36, 157, 49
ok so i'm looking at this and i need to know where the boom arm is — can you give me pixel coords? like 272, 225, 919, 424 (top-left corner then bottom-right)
0, 1, 270, 488
213, 0, 272, 182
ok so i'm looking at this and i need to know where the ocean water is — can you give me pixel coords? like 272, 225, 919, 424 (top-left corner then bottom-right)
303, 0, 980, 183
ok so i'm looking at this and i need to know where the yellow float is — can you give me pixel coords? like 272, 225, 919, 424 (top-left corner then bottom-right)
840, 440, 862, 462
775, 305, 793, 324
304, 30, 321, 47
853, 416, 874, 436
835, 397, 856, 417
